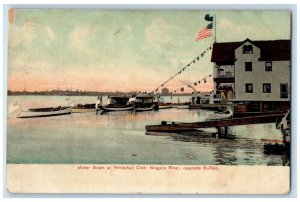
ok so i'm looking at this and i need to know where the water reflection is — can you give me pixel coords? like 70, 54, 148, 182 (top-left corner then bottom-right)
147, 128, 284, 166
7, 96, 287, 165
166, 130, 238, 165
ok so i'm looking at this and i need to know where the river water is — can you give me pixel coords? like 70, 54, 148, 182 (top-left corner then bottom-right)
6, 95, 285, 165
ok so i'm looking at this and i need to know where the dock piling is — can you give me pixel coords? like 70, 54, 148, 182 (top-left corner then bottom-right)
224, 126, 228, 136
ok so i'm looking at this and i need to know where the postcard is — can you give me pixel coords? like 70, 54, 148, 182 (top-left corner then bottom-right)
6, 9, 291, 194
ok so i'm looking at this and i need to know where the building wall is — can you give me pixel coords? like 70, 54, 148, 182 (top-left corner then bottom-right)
234, 42, 290, 101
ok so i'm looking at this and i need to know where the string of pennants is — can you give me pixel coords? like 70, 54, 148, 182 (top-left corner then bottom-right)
152, 44, 213, 94
170, 74, 212, 94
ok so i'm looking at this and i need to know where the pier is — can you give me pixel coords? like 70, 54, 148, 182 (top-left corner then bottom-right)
189, 103, 234, 110
145, 113, 286, 136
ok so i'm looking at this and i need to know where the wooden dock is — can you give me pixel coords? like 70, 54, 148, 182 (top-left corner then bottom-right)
189, 103, 235, 110
145, 113, 286, 135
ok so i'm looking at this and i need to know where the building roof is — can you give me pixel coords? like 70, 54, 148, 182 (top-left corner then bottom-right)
211, 39, 291, 63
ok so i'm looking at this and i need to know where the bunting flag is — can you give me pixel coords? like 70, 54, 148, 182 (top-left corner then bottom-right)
169, 74, 212, 94
151, 44, 213, 93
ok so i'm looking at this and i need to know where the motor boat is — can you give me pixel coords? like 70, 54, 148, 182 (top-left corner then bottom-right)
101, 96, 135, 112
134, 95, 154, 112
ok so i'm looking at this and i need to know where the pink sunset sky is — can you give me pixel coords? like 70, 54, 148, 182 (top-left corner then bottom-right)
7, 10, 290, 93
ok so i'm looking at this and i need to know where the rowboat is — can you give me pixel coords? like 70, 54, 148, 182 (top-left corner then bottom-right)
206, 108, 233, 120
17, 106, 72, 118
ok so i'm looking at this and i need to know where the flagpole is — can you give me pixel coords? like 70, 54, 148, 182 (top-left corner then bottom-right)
214, 14, 217, 43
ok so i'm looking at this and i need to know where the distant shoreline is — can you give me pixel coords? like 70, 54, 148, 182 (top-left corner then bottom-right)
7, 91, 196, 97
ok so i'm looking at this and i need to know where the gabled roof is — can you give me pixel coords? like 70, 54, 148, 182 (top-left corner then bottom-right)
211, 42, 241, 63
211, 39, 291, 63
253, 40, 291, 61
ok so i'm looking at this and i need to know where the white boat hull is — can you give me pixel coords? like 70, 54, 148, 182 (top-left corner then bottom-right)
206, 110, 233, 120
158, 105, 173, 109
175, 105, 189, 109
134, 106, 154, 112
72, 108, 96, 113
101, 105, 135, 112
17, 107, 72, 118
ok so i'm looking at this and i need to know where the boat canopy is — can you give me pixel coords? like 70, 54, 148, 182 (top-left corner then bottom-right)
135, 96, 154, 103
107, 96, 131, 105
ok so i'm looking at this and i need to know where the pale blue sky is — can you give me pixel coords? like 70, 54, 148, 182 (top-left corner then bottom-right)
8, 10, 291, 92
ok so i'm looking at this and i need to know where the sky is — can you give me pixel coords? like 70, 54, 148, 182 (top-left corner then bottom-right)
7, 9, 291, 93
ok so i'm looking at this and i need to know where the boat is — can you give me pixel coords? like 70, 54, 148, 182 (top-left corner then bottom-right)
134, 95, 154, 112
263, 143, 285, 155
71, 96, 102, 113
155, 96, 172, 109
262, 109, 290, 158
159, 105, 173, 109
173, 96, 190, 109
158, 103, 173, 109
175, 104, 190, 109
17, 106, 72, 118
206, 108, 233, 120
102, 104, 135, 112
134, 106, 154, 112
72, 103, 99, 113
101, 96, 135, 112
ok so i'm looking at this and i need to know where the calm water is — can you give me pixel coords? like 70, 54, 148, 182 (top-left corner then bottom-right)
7, 96, 285, 165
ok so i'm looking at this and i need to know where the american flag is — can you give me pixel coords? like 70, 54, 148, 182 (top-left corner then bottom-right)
195, 27, 212, 41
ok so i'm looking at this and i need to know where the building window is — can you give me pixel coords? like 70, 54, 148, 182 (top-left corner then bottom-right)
245, 83, 253, 93
242, 45, 247, 53
263, 83, 271, 93
265, 62, 272, 71
280, 83, 288, 98
245, 62, 252, 71
243, 45, 253, 54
